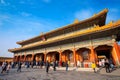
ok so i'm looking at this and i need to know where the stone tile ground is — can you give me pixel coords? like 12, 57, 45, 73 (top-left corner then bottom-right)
0, 67, 120, 80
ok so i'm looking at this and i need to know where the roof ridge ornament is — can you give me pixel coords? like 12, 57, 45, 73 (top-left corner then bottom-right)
40, 32, 44, 35
109, 21, 114, 24
74, 19, 79, 24
40, 32, 46, 41
108, 21, 114, 26
94, 24, 99, 28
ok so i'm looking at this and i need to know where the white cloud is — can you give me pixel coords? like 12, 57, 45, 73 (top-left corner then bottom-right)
0, 13, 59, 57
75, 9, 93, 20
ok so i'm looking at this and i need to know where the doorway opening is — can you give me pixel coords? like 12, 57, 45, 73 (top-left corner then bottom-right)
55, 53, 59, 61
96, 50, 112, 59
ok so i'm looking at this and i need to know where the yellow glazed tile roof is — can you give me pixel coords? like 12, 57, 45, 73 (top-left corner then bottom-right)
8, 20, 120, 52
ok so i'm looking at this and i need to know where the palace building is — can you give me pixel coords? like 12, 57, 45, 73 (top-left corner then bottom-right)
0, 57, 13, 66
8, 9, 120, 67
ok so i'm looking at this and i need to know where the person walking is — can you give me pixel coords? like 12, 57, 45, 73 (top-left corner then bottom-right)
97, 60, 103, 72
105, 59, 110, 73
46, 61, 50, 73
26, 61, 30, 68
66, 61, 69, 71
17, 61, 22, 72
1, 62, 7, 73
6, 63, 11, 73
101, 59, 105, 67
40, 60, 44, 69
53, 60, 56, 71
91, 62, 96, 73
77, 60, 80, 67
109, 58, 114, 71
98, 60, 102, 67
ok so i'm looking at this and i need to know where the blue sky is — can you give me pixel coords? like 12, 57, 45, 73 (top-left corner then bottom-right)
0, 0, 120, 57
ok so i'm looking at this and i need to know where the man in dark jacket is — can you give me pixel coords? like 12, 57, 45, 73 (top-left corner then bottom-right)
17, 61, 22, 72
53, 60, 56, 71
46, 61, 50, 73
66, 61, 68, 71
105, 59, 110, 73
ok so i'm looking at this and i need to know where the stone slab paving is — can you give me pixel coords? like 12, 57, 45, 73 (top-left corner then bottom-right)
0, 67, 120, 80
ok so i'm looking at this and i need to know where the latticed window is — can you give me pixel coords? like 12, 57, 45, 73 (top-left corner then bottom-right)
82, 50, 89, 60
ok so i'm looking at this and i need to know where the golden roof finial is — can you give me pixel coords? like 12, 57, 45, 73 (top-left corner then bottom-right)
74, 19, 79, 24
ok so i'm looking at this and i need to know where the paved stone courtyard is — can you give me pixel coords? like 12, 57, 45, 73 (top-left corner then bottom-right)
0, 67, 120, 80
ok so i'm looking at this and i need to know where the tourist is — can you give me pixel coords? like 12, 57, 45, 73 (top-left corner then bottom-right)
40, 60, 44, 69
31, 61, 34, 68
17, 61, 22, 72
53, 60, 56, 71
109, 58, 114, 71
6, 63, 11, 73
98, 60, 102, 67
77, 60, 80, 67
101, 59, 105, 67
1, 61, 7, 73
41, 61, 44, 69
105, 59, 110, 73
66, 60, 69, 71
36, 61, 38, 68
97, 60, 103, 72
26, 61, 30, 68
1, 62, 5, 70
91, 62, 96, 73
56, 60, 59, 67
11, 62, 14, 68
45, 60, 50, 73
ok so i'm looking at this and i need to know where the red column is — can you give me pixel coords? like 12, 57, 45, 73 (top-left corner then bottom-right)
90, 46, 96, 62
73, 48, 76, 67
44, 54, 46, 62
13, 56, 15, 62
59, 50, 62, 66
113, 42, 120, 65
16, 56, 18, 62
59, 50, 62, 61
24, 55, 26, 62
32, 54, 34, 61
20, 55, 22, 62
